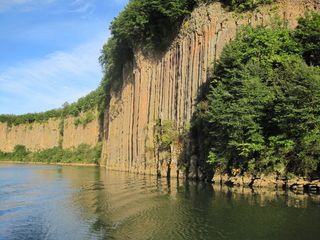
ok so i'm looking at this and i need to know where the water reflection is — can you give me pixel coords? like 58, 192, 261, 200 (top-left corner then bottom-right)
0, 164, 319, 240
211, 184, 320, 209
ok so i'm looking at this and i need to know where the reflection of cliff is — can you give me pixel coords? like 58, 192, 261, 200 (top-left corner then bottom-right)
2, 165, 318, 239
0, 111, 100, 152
71, 169, 185, 239
67, 169, 320, 240
102, 0, 320, 177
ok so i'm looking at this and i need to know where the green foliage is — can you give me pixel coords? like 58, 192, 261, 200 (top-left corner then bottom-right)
64, 88, 103, 117
215, 25, 301, 75
155, 119, 179, 151
59, 119, 64, 137
221, 0, 273, 11
207, 151, 227, 170
0, 144, 102, 164
13, 145, 29, 161
99, 37, 132, 91
30, 144, 102, 164
74, 112, 95, 128
0, 109, 62, 127
110, 0, 193, 51
197, 15, 320, 177
0, 145, 29, 161
294, 11, 320, 66
0, 88, 104, 126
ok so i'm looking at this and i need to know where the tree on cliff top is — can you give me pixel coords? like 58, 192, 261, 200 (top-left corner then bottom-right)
294, 11, 320, 66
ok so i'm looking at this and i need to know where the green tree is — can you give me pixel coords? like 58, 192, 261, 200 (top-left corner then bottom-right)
221, 0, 273, 11
197, 19, 320, 177
294, 11, 320, 66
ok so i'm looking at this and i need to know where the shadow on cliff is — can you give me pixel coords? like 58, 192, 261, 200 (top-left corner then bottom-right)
177, 75, 214, 182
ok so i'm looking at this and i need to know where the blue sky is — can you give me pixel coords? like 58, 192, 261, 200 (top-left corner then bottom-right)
0, 0, 128, 114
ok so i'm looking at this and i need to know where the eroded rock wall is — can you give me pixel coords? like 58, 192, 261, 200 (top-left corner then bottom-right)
0, 112, 100, 152
102, 0, 320, 178
62, 113, 100, 149
0, 119, 60, 152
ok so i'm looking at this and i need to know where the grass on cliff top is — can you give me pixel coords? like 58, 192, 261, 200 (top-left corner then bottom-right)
0, 85, 105, 126
0, 144, 102, 165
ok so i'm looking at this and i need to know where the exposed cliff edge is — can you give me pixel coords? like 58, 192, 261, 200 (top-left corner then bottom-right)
102, 0, 320, 178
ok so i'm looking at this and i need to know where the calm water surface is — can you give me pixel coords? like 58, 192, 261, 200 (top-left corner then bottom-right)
0, 164, 319, 240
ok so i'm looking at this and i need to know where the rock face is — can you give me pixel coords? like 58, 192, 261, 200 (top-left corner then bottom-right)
0, 119, 60, 152
102, 0, 320, 178
62, 114, 100, 149
0, 112, 100, 152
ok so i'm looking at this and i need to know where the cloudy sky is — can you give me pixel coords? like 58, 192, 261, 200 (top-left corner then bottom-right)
0, 0, 128, 114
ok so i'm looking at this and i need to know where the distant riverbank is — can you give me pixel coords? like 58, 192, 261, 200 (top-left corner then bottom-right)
0, 160, 100, 167
1, 159, 319, 196
0, 144, 102, 166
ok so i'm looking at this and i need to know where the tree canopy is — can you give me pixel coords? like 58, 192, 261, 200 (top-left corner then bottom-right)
195, 12, 320, 178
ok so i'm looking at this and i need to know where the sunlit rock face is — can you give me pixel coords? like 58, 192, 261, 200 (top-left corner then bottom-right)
102, 0, 320, 178
0, 112, 100, 152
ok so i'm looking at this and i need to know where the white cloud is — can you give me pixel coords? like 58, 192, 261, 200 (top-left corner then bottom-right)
0, 34, 108, 114
52, 0, 95, 15
0, 0, 98, 13
0, 0, 55, 12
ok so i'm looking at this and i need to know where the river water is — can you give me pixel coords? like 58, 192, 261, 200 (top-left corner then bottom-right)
0, 164, 319, 240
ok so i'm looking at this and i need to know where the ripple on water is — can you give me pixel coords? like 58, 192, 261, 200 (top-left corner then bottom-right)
1, 165, 320, 240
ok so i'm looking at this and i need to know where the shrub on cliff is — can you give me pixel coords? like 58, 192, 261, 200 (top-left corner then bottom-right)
221, 0, 274, 11
0, 145, 30, 161
196, 13, 320, 178
294, 11, 320, 66
110, 0, 194, 51
12, 145, 29, 160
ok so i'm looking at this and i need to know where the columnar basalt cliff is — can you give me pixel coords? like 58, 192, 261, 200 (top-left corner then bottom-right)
0, 0, 319, 177
102, 0, 320, 178
0, 112, 100, 152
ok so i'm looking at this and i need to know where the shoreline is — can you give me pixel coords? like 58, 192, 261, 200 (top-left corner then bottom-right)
212, 173, 320, 195
1, 161, 319, 196
0, 160, 100, 167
